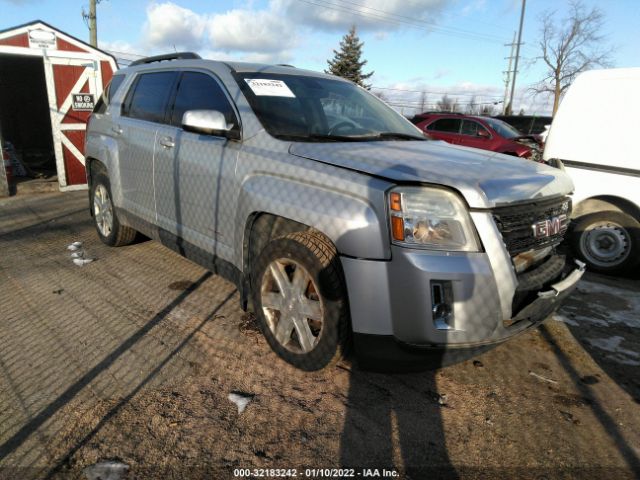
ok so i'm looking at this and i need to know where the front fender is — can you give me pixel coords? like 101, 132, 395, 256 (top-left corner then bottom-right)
85, 132, 123, 206
234, 173, 391, 261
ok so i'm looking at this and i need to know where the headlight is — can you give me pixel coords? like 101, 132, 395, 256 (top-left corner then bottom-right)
388, 186, 480, 252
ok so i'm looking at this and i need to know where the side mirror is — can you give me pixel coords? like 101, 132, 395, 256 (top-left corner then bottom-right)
477, 129, 490, 138
182, 110, 240, 140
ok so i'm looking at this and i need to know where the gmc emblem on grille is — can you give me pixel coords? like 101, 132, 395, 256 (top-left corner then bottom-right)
532, 214, 567, 238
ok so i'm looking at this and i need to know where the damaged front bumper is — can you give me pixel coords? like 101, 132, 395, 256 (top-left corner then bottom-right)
342, 247, 585, 371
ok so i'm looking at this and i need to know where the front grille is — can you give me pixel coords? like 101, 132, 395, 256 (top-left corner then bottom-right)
492, 196, 571, 256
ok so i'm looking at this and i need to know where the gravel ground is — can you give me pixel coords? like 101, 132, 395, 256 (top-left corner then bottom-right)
0, 192, 638, 480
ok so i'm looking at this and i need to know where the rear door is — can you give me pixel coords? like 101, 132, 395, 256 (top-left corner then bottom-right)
154, 70, 241, 262
424, 118, 462, 144
116, 70, 177, 223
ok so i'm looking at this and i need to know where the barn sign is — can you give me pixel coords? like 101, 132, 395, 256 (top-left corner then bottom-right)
72, 94, 95, 111
0, 20, 118, 192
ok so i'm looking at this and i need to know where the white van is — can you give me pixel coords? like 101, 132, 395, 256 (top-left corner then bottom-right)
543, 68, 640, 274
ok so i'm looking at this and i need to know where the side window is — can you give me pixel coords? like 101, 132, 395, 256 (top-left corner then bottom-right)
461, 120, 481, 136
124, 71, 177, 124
427, 118, 461, 133
170, 72, 237, 127
93, 74, 126, 114
108, 74, 126, 103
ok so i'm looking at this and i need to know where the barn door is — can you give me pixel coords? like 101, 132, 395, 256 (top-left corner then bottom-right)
43, 56, 105, 191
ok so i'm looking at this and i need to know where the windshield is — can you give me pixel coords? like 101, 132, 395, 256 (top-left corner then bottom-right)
482, 117, 523, 139
234, 72, 425, 141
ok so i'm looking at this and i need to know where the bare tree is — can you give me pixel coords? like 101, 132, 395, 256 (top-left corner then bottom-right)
466, 96, 478, 115
418, 91, 428, 114
372, 90, 388, 102
533, 1, 612, 115
437, 94, 459, 112
480, 104, 495, 116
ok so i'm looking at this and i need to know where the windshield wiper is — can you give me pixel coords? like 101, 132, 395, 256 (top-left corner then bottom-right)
369, 132, 427, 141
276, 133, 366, 142
276, 132, 427, 142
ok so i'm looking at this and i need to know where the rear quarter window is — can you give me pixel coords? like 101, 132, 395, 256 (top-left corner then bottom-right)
427, 118, 461, 133
93, 74, 126, 114
122, 71, 178, 124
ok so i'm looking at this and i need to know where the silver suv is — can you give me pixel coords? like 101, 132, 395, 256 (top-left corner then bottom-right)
86, 52, 584, 371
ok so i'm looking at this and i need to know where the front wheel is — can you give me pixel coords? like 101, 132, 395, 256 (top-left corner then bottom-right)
251, 232, 350, 371
571, 210, 640, 275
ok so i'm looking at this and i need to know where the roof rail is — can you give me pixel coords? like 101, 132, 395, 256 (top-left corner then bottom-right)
276, 64, 295, 68
129, 52, 201, 67
419, 111, 465, 115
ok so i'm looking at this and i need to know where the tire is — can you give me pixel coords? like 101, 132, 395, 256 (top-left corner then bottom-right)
91, 173, 137, 247
571, 210, 640, 275
251, 231, 350, 371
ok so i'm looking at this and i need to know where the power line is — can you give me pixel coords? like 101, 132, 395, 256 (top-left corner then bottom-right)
294, 0, 509, 44
324, 0, 507, 42
371, 85, 504, 98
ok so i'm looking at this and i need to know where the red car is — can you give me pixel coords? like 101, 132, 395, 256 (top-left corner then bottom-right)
411, 113, 542, 160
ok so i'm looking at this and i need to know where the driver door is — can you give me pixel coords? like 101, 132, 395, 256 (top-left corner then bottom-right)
154, 70, 240, 262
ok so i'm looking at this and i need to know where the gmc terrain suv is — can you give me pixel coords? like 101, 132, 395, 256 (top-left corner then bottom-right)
85, 52, 584, 371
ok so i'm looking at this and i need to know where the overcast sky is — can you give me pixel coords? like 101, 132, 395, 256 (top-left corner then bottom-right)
2, 0, 639, 115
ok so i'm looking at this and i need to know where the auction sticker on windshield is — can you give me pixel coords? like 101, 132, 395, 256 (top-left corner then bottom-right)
245, 79, 295, 97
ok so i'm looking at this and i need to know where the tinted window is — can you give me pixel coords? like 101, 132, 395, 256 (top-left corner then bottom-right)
93, 74, 126, 114
125, 71, 177, 123
482, 117, 522, 138
427, 118, 461, 133
108, 74, 126, 102
461, 120, 489, 136
170, 72, 236, 127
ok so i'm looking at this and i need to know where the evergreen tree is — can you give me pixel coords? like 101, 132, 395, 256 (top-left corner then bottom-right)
325, 25, 373, 89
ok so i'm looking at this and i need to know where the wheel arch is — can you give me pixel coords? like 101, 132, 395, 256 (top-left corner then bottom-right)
241, 212, 337, 312
573, 195, 640, 222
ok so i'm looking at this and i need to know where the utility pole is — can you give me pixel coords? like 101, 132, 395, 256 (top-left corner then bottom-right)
508, 0, 526, 115
82, 0, 99, 47
502, 32, 516, 115
89, 0, 97, 47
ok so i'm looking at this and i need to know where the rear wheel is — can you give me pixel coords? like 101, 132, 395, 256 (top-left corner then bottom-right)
571, 210, 640, 275
251, 232, 350, 370
91, 174, 137, 247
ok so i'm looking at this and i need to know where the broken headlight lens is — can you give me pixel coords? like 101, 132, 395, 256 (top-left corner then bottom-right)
388, 186, 480, 252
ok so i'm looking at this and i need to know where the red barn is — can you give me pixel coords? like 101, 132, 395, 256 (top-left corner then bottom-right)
0, 20, 117, 192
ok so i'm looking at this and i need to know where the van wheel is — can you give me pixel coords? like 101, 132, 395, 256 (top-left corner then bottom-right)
91, 174, 137, 247
571, 211, 640, 275
251, 232, 350, 371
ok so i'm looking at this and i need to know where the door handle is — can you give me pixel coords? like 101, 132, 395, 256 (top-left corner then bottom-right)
159, 137, 175, 148
111, 125, 123, 135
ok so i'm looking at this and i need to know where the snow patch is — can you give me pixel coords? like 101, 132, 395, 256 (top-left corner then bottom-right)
587, 336, 639, 366
552, 314, 579, 327
560, 280, 640, 329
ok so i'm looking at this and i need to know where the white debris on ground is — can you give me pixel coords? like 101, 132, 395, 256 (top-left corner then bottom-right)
228, 392, 254, 414
83, 460, 129, 480
73, 258, 94, 266
67, 241, 95, 266
529, 371, 558, 384
67, 241, 83, 251
586, 336, 640, 366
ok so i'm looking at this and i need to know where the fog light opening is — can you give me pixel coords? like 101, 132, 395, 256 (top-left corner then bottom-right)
431, 280, 454, 331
